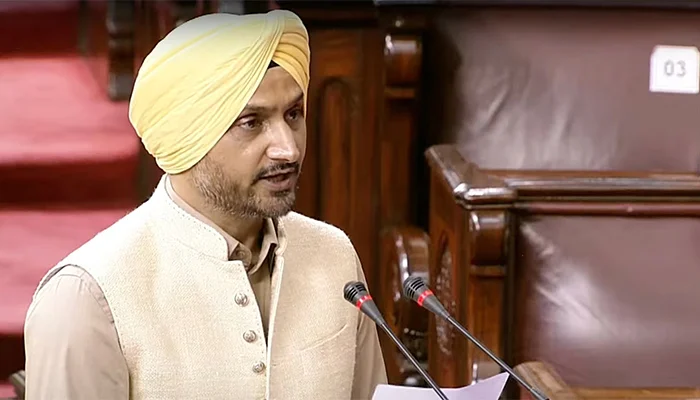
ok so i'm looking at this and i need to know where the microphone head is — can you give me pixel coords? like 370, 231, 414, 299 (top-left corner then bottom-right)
403, 276, 429, 301
343, 281, 386, 325
343, 281, 368, 304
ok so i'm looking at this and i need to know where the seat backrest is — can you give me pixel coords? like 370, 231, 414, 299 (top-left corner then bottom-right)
424, 144, 700, 390
423, 6, 700, 173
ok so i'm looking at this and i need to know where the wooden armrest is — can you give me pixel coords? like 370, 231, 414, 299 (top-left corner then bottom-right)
425, 144, 515, 207
9, 370, 25, 400
490, 169, 700, 198
425, 143, 700, 208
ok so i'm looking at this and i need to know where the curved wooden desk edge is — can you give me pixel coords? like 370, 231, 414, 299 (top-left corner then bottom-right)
514, 361, 581, 400
515, 361, 700, 400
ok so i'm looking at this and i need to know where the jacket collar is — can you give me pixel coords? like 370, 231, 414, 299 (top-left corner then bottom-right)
149, 174, 289, 260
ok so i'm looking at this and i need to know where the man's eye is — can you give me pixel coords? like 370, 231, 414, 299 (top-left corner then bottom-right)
287, 108, 303, 121
238, 118, 260, 130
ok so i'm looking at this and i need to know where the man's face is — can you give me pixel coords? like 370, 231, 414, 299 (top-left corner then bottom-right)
189, 67, 306, 219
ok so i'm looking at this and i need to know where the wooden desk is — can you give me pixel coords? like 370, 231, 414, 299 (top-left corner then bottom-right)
516, 362, 700, 400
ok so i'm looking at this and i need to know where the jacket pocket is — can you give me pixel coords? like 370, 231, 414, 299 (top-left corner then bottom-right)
298, 322, 350, 353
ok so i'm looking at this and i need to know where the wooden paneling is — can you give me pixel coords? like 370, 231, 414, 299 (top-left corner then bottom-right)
380, 14, 424, 229
295, 25, 383, 294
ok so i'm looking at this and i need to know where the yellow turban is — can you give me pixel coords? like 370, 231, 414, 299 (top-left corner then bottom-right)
128, 10, 310, 174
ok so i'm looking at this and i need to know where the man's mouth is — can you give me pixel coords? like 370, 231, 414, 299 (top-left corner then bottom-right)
257, 168, 299, 191
261, 170, 296, 183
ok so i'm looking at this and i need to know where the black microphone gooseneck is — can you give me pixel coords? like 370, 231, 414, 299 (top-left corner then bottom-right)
403, 276, 550, 400
343, 281, 450, 400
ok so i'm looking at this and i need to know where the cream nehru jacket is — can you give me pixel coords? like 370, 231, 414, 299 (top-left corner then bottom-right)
33, 176, 386, 399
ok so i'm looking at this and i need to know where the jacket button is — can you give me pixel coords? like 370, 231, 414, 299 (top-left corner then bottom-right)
243, 330, 257, 343
234, 293, 249, 306
252, 361, 266, 374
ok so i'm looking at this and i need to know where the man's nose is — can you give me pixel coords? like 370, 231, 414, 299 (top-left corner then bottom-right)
266, 126, 300, 162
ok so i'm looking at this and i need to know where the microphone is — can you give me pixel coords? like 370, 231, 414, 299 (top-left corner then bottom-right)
403, 276, 549, 400
343, 281, 450, 400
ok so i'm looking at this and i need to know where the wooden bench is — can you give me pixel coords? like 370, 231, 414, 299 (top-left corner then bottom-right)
384, 144, 700, 397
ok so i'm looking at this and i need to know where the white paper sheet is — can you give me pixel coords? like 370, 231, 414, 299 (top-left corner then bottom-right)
372, 372, 508, 400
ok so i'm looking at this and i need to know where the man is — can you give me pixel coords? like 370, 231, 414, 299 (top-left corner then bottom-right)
23, 10, 387, 400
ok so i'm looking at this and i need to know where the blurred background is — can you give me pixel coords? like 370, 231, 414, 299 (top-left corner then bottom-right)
2, 0, 700, 398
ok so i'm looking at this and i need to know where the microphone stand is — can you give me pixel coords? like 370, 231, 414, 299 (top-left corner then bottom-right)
442, 315, 548, 400
344, 281, 450, 400
375, 322, 449, 400
402, 277, 549, 400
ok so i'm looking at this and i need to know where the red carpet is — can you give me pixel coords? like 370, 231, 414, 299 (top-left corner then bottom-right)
0, 56, 140, 205
0, 0, 141, 391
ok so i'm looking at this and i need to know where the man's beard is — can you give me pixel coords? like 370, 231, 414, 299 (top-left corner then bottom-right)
190, 157, 298, 219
